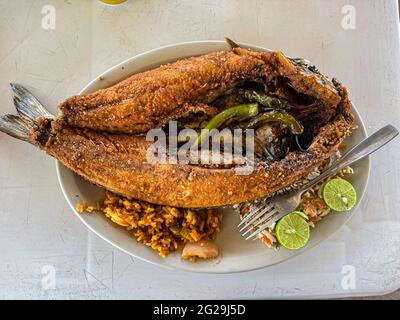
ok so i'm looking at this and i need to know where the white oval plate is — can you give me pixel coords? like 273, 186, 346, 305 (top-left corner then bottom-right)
56, 41, 370, 273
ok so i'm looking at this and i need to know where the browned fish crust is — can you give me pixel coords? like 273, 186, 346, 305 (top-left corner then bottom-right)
36, 84, 353, 208
59, 48, 341, 134
59, 50, 265, 133
23, 48, 355, 208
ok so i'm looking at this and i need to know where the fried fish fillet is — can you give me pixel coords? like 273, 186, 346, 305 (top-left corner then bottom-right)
0, 47, 354, 208
59, 48, 341, 134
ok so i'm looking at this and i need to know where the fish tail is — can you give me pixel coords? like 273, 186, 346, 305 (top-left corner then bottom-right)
0, 114, 35, 143
10, 83, 54, 120
0, 84, 54, 144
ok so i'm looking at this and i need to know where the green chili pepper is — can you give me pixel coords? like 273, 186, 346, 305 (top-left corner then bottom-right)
245, 111, 304, 135
195, 103, 259, 146
239, 89, 288, 110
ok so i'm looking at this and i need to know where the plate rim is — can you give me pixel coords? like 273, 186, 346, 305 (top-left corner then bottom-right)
55, 40, 371, 273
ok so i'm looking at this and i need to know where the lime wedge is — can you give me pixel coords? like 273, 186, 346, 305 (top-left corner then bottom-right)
275, 213, 310, 250
323, 178, 357, 212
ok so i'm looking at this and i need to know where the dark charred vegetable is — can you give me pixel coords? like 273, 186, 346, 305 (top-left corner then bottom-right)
239, 89, 288, 110
195, 103, 259, 146
244, 111, 304, 135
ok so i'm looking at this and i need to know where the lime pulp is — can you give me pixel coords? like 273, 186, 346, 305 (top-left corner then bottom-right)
322, 178, 357, 212
275, 213, 310, 250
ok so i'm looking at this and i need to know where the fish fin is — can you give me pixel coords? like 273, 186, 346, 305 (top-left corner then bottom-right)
10, 83, 54, 120
0, 114, 35, 144
0, 84, 53, 144
225, 37, 240, 50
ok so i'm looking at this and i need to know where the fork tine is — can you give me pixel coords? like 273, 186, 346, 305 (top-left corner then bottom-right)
243, 209, 278, 238
242, 206, 274, 237
237, 201, 267, 228
245, 210, 287, 240
251, 208, 278, 229
245, 215, 277, 240
237, 204, 263, 228
245, 203, 273, 226
241, 225, 255, 237
245, 221, 272, 240
238, 203, 273, 231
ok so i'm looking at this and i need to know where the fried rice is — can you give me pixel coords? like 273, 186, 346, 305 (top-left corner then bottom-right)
77, 191, 222, 258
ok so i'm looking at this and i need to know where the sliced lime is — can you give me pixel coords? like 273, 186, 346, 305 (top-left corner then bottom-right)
275, 213, 310, 250
293, 210, 309, 220
323, 178, 357, 212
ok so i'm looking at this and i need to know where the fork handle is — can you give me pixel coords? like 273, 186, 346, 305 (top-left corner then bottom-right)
298, 124, 399, 193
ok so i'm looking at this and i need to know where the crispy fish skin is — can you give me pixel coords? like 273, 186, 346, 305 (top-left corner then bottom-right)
59, 48, 341, 134
34, 86, 353, 208
59, 50, 266, 133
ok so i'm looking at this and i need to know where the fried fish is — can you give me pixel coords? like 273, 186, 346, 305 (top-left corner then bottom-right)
0, 45, 354, 208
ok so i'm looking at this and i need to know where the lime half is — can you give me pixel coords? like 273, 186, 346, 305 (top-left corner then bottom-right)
293, 210, 309, 220
276, 213, 310, 250
323, 178, 357, 212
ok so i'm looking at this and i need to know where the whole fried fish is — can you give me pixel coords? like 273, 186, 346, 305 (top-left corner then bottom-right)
0, 46, 354, 208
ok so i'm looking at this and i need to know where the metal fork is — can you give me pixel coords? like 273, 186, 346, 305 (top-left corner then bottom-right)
238, 124, 399, 240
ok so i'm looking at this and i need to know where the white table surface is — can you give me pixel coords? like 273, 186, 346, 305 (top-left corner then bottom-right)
0, 0, 399, 299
